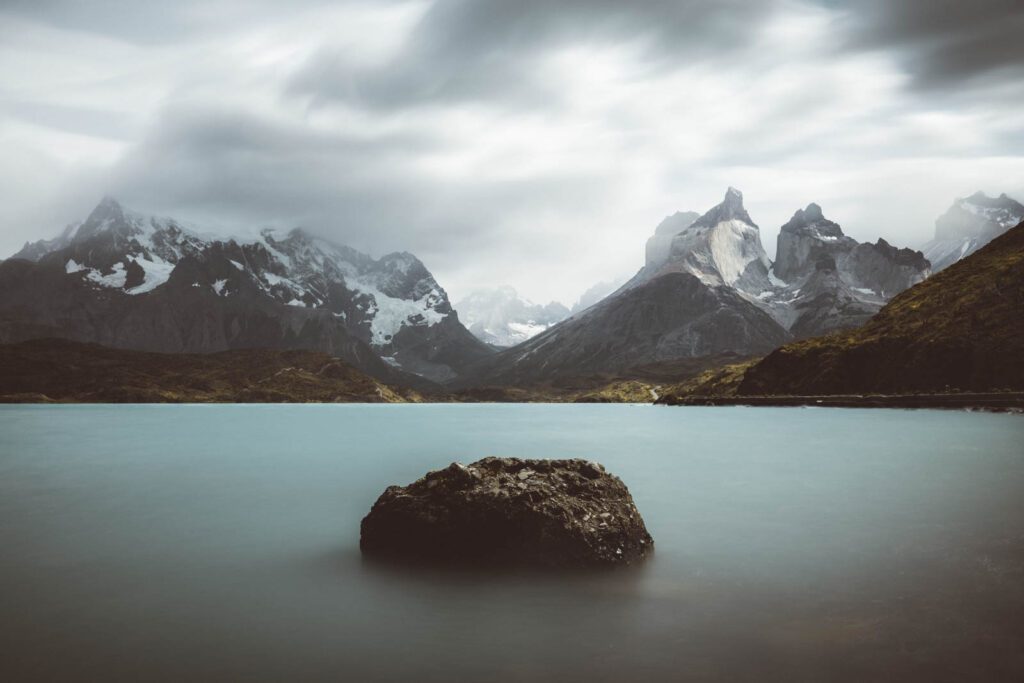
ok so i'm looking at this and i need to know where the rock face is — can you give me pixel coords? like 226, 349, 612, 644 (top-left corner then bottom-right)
360, 457, 653, 569
773, 203, 856, 282
922, 191, 1024, 272
629, 187, 773, 296
455, 286, 570, 347
763, 203, 930, 338
2, 197, 492, 384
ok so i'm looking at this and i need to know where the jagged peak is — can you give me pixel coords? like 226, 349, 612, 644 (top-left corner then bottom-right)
804, 202, 823, 220
85, 195, 125, 221
723, 186, 744, 208
780, 202, 843, 239
690, 187, 757, 229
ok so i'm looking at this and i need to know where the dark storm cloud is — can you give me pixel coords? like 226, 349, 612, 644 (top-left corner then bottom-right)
837, 0, 1024, 89
106, 104, 610, 264
289, 0, 784, 109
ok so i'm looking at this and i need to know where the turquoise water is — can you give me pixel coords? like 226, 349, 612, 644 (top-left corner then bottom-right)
1, 404, 1023, 682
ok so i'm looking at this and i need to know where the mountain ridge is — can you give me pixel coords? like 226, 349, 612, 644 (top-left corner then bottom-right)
2, 197, 491, 385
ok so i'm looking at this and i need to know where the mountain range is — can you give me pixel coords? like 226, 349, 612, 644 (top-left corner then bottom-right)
1, 188, 1018, 399
455, 188, 931, 387
1, 197, 490, 386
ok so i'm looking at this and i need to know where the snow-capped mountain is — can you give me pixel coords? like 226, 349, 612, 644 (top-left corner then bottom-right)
3, 197, 490, 384
922, 192, 1024, 272
455, 286, 569, 347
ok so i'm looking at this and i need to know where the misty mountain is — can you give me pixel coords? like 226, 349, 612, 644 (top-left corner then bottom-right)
2, 198, 491, 385
570, 278, 627, 314
455, 287, 569, 347
922, 192, 1024, 272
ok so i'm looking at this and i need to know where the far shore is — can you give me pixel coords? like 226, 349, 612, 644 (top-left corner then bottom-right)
657, 392, 1024, 411
2, 392, 1023, 412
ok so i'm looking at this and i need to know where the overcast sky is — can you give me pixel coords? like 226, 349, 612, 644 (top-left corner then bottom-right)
2, 0, 1023, 304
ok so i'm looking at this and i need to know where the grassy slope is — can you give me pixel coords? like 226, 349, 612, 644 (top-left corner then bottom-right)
0, 339, 421, 403
661, 222, 1024, 399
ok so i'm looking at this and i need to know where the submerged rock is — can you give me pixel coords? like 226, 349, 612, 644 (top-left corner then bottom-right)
360, 457, 653, 569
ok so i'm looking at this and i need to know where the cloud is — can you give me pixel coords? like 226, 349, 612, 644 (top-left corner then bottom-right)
1, 0, 1023, 304
836, 0, 1024, 90
288, 0, 786, 110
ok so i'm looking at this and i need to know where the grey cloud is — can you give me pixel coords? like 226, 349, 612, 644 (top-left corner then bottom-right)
104, 104, 610, 266
0, 0, 395, 43
289, 0, 784, 110
836, 0, 1024, 89
2, 100, 138, 141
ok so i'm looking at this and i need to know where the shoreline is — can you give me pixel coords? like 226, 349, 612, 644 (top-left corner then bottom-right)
656, 392, 1024, 411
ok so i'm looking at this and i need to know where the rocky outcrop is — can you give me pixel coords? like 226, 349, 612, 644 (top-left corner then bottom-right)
360, 457, 653, 569
923, 192, 1024, 272
773, 203, 856, 281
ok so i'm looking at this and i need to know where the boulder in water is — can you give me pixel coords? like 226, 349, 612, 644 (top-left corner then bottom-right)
360, 457, 653, 569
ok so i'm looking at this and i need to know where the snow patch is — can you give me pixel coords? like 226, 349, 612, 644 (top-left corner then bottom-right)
126, 256, 176, 295
85, 262, 127, 289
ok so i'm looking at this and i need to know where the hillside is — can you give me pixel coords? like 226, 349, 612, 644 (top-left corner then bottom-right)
0, 339, 422, 403
660, 221, 1024, 401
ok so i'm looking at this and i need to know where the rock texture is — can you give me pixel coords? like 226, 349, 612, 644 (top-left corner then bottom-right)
922, 191, 1024, 272
360, 457, 653, 569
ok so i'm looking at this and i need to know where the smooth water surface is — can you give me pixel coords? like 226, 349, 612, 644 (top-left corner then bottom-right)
1, 404, 1023, 682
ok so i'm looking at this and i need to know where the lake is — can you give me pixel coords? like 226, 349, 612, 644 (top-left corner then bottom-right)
1, 404, 1022, 682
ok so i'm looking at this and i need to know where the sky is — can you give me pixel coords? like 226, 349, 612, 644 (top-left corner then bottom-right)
1, 0, 1023, 305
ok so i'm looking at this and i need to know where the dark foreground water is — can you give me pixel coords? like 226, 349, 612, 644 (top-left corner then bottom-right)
1, 405, 1023, 682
